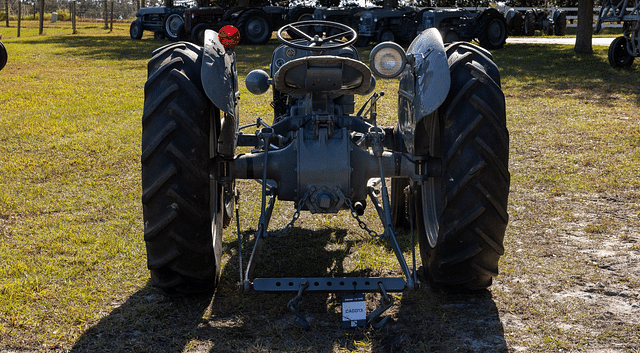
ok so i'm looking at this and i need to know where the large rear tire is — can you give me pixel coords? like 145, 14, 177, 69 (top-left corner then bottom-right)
0, 41, 7, 71
130, 20, 143, 40
414, 42, 509, 291
238, 9, 273, 45
478, 9, 507, 50
142, 42, 221, 296
524, 10, 536, 36
553, 11, 567, 36
164, 10, 185, 41
608, 36, 635, 69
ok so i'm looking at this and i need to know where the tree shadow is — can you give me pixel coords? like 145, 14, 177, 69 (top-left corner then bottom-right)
493, 43, 640, 107
18, 35, 169, 61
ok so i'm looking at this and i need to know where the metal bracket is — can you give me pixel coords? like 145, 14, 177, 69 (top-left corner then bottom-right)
287, 280, 311, 330
366, 282, 394, 329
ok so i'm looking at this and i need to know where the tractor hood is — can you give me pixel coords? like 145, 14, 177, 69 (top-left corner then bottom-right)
136, 7, 166, 16
201, 29, 237, 118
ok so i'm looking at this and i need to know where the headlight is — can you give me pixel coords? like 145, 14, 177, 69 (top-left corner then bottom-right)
369, 42, 407, 79
245, 69, 271, 95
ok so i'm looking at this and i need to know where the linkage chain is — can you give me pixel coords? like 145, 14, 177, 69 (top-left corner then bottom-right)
343, 195, 382, 239
267, 191, 309, 238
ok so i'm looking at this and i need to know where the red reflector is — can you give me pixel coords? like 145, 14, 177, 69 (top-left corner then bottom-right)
219, 25, 240, 49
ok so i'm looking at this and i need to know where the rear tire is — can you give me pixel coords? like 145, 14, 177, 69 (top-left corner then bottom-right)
608, 36, 635, 69
130, 20, 143, 39
164, 11, 185, 41
238, 9, 273, 45
414, 42, 509, 291
378, 29, 395, 43
524, 10, 536, 36
553, 11, 567, 36
142, 42, 221, 296
0, 41, 7, 71
191, 23, 209, 46
355, 35, 370, 47
478, 9, 507, 49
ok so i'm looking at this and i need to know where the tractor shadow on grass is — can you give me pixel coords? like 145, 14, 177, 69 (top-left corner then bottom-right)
70, 225, 506, 352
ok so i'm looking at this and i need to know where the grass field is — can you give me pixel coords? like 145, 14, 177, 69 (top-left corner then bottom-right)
1, 21, 639, 352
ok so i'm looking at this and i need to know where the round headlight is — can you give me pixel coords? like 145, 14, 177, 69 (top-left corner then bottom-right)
369, 42, 407, 79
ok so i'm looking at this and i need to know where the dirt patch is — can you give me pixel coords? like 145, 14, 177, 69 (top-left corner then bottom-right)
493, 189, 640, 352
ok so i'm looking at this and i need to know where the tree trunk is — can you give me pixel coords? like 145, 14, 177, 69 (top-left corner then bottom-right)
575, 0, 594, 54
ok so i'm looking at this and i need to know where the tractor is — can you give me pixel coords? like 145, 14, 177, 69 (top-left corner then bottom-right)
141, 20, 510, 327
130, 0, 192, 41
505, 7, 567, 37
595, 0, 640, 68
416, 7, 508, 49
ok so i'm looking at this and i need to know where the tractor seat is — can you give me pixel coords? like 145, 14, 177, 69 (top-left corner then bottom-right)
273, 55, 372, 96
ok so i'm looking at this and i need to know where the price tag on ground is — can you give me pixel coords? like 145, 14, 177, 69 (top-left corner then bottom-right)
341, 294, 366, 328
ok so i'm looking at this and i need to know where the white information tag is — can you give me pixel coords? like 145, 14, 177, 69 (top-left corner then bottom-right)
341, 294, 366, 328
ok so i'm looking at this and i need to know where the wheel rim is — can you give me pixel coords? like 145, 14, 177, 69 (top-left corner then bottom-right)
247, 16, 269, 39
165, 14, 184, 38
421, 177, 440, 248
420, 115, 441, 249
487, 19, 505, 46
611, 37, 633, 67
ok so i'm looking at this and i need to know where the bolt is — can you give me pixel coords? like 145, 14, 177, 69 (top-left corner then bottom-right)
318, 194, 332, 209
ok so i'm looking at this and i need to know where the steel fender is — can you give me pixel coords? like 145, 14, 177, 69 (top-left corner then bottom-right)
201, 29, 237, 118
397, 28, 450, 154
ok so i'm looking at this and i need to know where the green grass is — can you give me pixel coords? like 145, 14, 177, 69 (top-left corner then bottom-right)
1, 24, 640, 352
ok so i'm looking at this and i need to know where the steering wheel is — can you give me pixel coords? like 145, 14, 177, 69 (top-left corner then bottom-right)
277, 20, 357, 51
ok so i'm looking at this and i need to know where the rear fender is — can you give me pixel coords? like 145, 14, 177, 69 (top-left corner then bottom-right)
201, 29, 238, 118
201, 29, 239, 158
397, 28, 450, 154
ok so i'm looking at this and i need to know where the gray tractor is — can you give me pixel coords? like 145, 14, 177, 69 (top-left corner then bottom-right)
595, 0, 639, 68
130, 0, 190, 41
141, 20, 509, 326
505, 7, 567, 36
417, 7, 508, 49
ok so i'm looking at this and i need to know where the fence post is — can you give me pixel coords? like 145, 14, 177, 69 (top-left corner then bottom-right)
110, 1, 113, 32
71, 0, 76, 34
5, 0, 9, 27
103, 0, 107, 29
17, 0, 21, 37
39, 0, 44, 35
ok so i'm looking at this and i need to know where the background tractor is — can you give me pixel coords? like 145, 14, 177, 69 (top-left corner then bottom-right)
504, 7, 567, 36
141, 19, 510, 326
595, 0, 639, 68
129, 0, 191, 40
416, 7, 508, 49
131, 0, 313, 44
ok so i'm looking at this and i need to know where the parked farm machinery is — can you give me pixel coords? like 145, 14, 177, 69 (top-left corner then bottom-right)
596, 0, 639, 68
141, 20, 510, 327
